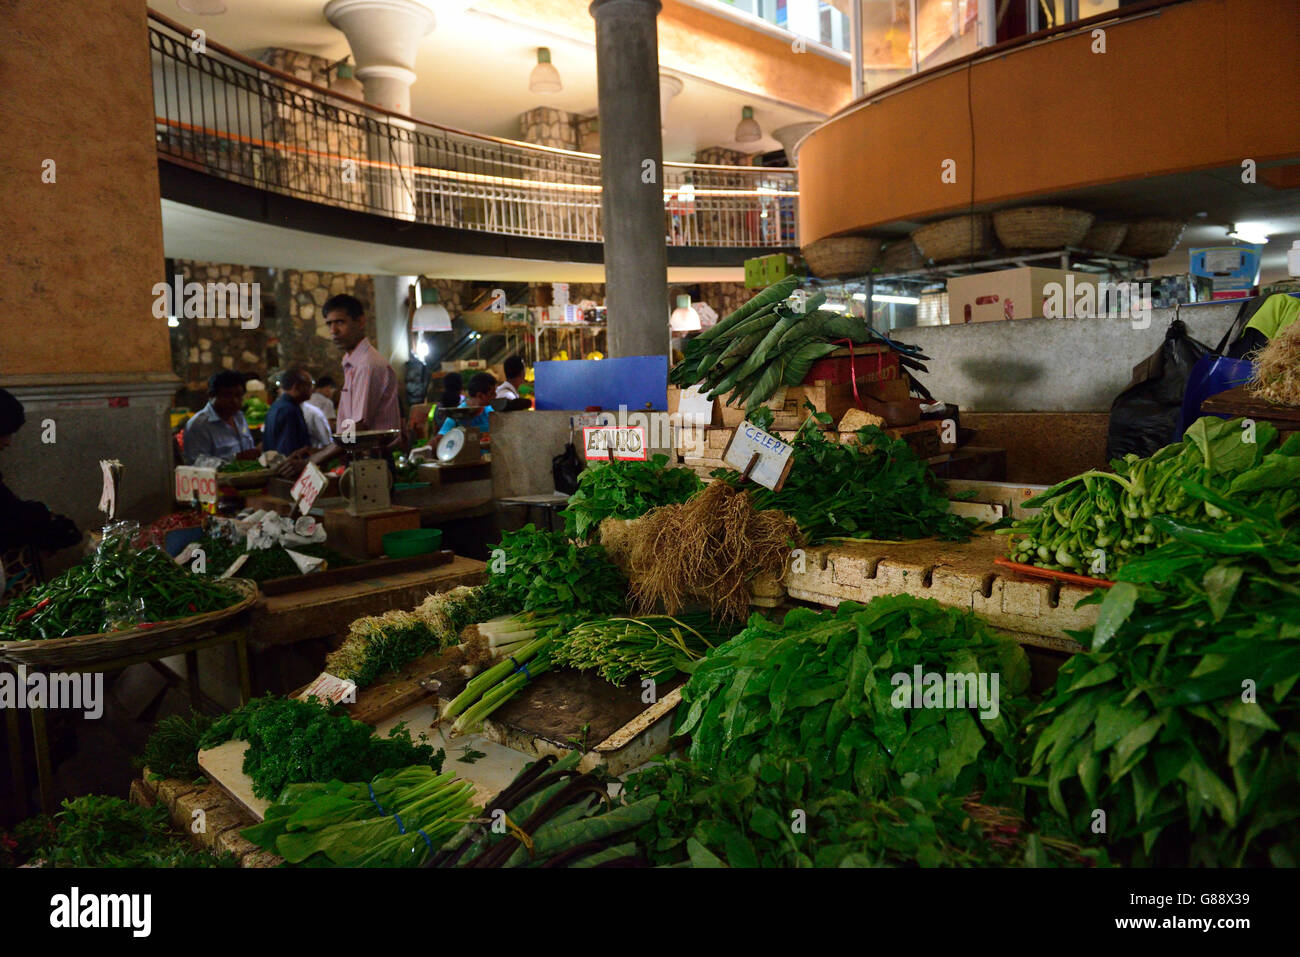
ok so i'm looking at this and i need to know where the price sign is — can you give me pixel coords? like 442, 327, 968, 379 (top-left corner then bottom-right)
290, 462, 328, 515
723, 421, 795, 491
583, 425, 647, 461
297, 672, 357, 706
174, 466, 218, 505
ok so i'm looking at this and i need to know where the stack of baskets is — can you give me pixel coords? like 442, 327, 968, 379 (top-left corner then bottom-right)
1081, 221, 1129, 254
801, 235, 883, 279
1118, 218, 1188, 259
992, 206, 1094, 249
910, 214, 996, 262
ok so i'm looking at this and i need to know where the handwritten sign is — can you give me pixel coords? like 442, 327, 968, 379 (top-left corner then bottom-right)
583, 426, 647, 461
297, 672, 357, 706
676, 385, 715, 425
174, 466, 218, 505
290, 462, 328, 515
723, 421, 795, 491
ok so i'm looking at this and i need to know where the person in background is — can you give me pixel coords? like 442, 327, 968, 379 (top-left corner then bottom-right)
0, 388, 82, 556
301, 295, 402, 474
495, 355, 527, 402
438, 372, 496, 437
307, 374, 337, 420
301, 374, 334, 449
182, 371, 258, 464
262, 368, 314, 457
429, 372, 463, 436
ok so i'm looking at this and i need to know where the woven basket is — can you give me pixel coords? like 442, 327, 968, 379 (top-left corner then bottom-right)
911, 214, 996, 262
993, 206, 1094, 249
1081, 221, 1128, 254
881, 238, 926, 272
801, 236, 882, 279
0, 578, 258, 668
1118, 219, 1187, 259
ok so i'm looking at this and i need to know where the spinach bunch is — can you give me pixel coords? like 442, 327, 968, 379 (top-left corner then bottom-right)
716, 413, 974, 544
486, 524, 627, 613
1023, 486, 1300, 866
676, 596, 1030, 804
200, 695, 443, 800
562, 453, 703, 541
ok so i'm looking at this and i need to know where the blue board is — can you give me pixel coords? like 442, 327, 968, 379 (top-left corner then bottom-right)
534, 356, 668, 412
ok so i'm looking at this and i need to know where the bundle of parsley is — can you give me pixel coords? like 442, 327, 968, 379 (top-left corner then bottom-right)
714, 410, 974, 544
199, 695, 443, 799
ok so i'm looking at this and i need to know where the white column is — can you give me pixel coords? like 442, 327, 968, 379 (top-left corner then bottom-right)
324, 0, 436, 221
772, 122, 820, 165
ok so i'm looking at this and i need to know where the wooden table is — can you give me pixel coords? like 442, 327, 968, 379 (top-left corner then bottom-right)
1201, 386, 1300, 437
248, 555, 487, 649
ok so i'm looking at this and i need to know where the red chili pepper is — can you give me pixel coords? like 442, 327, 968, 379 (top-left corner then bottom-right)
16, 598, 51, 622
187, 602, 197, 613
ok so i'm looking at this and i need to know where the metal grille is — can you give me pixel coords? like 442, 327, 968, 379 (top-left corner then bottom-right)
150, 19, 799, 248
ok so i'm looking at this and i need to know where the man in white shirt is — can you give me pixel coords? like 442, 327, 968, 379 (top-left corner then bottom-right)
306, 374, 337, 420
301, 381, 333, 448
495, 355, 527, 402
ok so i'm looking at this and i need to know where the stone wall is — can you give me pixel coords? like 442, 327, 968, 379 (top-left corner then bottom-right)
168, 261, 273, 402
519, 106, 581, 150
517, 108, 600, 240
276, 269, 376, 390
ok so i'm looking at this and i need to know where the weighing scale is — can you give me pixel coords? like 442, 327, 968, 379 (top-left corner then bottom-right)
336, 429, 400, 516
434, 408, 485, 466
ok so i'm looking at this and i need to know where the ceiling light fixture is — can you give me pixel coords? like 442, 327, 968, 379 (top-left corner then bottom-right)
669, 295, 701, 332
1228, 222, 1270, 245
177, 0, 227, 14
851, 293, 922, 305
329, 58, 364, 99
529, 48, 562, 94
734, 106, 761, 144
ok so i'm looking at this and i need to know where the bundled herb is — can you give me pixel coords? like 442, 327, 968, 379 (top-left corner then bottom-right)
242, 765, 478, 867
1022, 483, 1300, 866
715, 413, 975, 544
625, 757, 1096, 868
999, 416, 1300, 572
137, 710, 215, 781
0, 535, 241, 641
199, 695, 443, 799
562, 453, 703, 542
429, 753, 654, 868
326, 586, 502, 687
600, 481, 799, 621
677, 596, 1030, 804
26, 796, 235, 868
485, 524, 627, 613
550, 613, 729, 686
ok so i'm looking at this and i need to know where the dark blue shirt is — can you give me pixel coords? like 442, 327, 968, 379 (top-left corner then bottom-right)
262, 393, 310, 456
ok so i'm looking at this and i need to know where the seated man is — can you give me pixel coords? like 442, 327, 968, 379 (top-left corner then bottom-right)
438, 372, 497, 436
495, 354, 527, 402
0, 388, 82, 557
262, 368, 314, 457
307, 374, 337, 420
301, 377, 334, 449
183, 371, 258, 464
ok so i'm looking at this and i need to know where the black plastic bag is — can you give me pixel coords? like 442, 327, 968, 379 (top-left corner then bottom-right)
1106, 319, 1210, 460
552, 443, 584, 494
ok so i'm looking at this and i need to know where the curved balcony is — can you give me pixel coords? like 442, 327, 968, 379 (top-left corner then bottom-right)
800, 0, 1300, 264
149, 13, 798, 269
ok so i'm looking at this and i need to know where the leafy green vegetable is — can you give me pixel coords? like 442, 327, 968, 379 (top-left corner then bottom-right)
26, 796, 235, 868
999, 416, 1300, 572
677, 595, 1030, 804
193, 535, 358, 582
1021, 490, 1300, 866
549, 613, 732, 686
715, 416, 975, 544
199, 695, 444, 800
561, 454, 702, 542
137, 710, 215, 781
486, 524, 626, 613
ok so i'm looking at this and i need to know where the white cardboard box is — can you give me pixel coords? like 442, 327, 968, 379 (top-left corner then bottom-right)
947, 267, 1098, 322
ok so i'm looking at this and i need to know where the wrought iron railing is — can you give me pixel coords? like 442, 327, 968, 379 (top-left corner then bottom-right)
149, 15, 798, 248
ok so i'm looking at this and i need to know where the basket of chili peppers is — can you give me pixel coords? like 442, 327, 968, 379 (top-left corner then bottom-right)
0, 531, 257, 667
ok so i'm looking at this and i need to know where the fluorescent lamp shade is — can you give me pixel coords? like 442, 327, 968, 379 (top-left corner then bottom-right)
330, 61, 364, 99
735, 106, 761, 144
177, 0, 227, 13
413, 303, 452, 332
529, 48, 562, 94
669, 295, 701, 332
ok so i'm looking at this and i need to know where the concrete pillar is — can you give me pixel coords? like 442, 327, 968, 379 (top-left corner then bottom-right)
323, 0, 435, 221
590, 0, 669, 359
772, 122, 820, 166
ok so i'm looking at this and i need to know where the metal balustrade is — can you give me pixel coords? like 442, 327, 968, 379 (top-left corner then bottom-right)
150, 15, 798, 249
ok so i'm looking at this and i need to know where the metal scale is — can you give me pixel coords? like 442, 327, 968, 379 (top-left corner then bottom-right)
336, 429, 400, 516
434, 407, 485, 465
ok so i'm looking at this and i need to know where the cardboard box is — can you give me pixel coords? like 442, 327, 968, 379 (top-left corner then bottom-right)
947, 267, 1098, 322
744, 253, 799, 289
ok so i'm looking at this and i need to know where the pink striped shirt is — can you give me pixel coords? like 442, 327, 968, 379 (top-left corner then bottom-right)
337, 338, 401, 432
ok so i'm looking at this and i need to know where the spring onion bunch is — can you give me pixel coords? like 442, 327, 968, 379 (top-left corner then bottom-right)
550, 614, 725, 686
